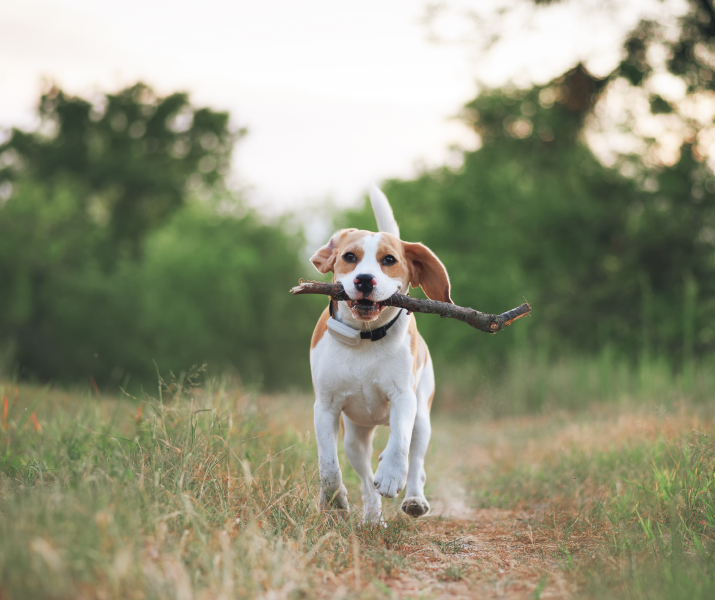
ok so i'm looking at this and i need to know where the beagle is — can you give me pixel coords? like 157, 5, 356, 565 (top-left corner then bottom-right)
309, 185, 452, 522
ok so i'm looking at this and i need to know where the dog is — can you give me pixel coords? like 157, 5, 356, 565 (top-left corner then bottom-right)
309, 184, 452, 522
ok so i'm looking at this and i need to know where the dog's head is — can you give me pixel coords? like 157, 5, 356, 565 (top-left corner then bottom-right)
310, 228, 452, 322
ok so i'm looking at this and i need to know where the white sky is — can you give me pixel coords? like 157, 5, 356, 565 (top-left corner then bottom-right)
0, 0, 677, 214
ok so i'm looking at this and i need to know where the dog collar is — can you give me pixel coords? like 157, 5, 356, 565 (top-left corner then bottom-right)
327, 300, 403, 344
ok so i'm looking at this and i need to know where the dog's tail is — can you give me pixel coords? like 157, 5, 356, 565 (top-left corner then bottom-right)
369, 183, 400, 238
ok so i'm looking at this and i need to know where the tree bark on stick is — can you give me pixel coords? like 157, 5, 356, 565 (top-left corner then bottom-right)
289, 280, 531, 334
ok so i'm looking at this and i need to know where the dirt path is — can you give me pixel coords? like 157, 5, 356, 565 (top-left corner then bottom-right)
388, 505, 575, 599
262, 397, 581, 599
300, 500, 577, 600
380, 422, 578, 600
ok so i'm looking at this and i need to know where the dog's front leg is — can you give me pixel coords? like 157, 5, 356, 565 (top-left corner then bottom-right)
313, 398, 349, 513
373, 391, 416, 498
342, 416, 382, 523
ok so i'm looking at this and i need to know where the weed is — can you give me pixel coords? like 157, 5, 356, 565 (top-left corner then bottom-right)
533, 575, 548, 599
440, 564, 466, 581
372, 550, 404, 577
431, 536, 470, 554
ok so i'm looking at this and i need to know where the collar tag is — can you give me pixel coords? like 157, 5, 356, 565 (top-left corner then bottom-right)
326, 317, 362, 346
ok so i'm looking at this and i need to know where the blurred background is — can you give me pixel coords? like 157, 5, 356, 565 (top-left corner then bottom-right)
1, 0, 713, 410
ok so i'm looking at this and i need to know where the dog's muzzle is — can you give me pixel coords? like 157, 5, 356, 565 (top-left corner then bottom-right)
354, 274, 376, 297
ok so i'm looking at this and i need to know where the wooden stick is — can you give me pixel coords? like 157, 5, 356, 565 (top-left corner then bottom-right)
289, 280, 531, 334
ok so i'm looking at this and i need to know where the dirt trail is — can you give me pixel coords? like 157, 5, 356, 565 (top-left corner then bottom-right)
262, 397, 581, 599
385, 501, 575, 599
384, 430, 576, 600
379, 407, 711, 599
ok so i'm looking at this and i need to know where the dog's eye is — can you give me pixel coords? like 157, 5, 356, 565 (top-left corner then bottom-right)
382, 254, 397, 266
343, 252, 357, 263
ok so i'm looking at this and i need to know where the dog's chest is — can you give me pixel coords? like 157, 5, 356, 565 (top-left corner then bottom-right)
311, 331, 414, 427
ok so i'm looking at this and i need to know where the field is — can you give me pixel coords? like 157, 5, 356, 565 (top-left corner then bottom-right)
1, 360, 715, 600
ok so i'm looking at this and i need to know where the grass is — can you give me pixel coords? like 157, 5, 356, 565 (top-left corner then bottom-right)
1, 355, 714, 599
462, 404, 715, 599
439, 348, 715, 415
0, 377, 431, 599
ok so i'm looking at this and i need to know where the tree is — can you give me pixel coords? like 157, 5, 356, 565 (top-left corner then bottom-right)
0, 83, 241, 261
343, 49, 714, 376
352, 0, 715, 371
0, 83, 319, 389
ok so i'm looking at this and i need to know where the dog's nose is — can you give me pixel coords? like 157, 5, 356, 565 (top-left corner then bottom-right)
354, 274, 376, 296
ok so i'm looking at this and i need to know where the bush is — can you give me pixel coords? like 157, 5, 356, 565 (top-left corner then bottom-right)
0, 177, 320, 390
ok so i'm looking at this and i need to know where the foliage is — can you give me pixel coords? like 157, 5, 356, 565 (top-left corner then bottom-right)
122, 203, 316, 389
0, 82, 238, 260
0, 181, 316, 388
4, 2, 715, 392
334, 0, 715, 381
0, 84, 319, 390
342, 68, 714, 381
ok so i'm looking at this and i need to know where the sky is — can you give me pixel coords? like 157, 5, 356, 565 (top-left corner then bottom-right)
0, 0, 675, 214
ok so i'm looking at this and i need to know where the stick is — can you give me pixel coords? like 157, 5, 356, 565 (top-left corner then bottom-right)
289, 280, 531, 333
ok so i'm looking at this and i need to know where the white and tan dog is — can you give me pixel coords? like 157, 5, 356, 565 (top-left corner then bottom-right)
309, 185, 452, 522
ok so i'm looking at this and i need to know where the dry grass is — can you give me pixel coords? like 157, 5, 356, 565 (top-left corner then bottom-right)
1, 378, 714, 599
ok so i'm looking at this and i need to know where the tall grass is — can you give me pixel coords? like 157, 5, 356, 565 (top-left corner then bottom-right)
0, 377, 429, 599
465, 406, 715, 599
438, 348, 715, 415
1, 352, 714, 599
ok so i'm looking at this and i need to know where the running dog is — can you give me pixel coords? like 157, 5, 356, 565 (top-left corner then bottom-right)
309, 185, 451, 521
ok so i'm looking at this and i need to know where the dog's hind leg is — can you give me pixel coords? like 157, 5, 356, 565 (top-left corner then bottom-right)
342, 414, 382, 523
402, 357, 434, 517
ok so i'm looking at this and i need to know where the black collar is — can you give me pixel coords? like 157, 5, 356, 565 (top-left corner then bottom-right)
329, 301, 403, 342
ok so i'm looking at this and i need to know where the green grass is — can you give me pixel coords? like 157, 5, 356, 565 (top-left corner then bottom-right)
441, 349, 715, 416
0, 377, 428, 599
2, 354, 715, 599
465, 407, 715, 599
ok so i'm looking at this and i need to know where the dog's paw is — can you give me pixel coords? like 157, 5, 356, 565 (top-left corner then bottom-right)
361, 511, 386, 527
320, 484, 349, 513
361, 501, 384, 525
373, 461, 407, 498
401, 496, 430, 518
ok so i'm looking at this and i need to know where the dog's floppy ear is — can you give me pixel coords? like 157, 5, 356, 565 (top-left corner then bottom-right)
403, 242, 453, 304
310, 229, 356, 274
